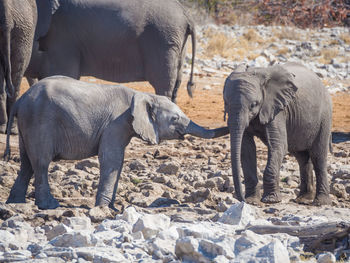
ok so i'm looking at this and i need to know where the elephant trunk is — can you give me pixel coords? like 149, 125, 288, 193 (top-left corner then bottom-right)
229, 112, 247, 202
184, 120, 229, 139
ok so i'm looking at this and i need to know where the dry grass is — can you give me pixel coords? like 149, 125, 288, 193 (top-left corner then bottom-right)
319, 48, 339, 64
276, 47, 289, 55
272, 27, 301, 40
243, 28, 263, 43
204, 28, 266, 60
340, 33, 350, 45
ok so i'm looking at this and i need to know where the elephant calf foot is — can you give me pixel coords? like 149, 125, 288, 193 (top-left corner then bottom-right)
10, 124, 18, 135
0, 124, 6, 134
35, 193, 60, 210
6, 194, 26, 204
295, 192, 314, 205
95, 193, 112, 207
245, 191, 261, 206
261, 192, 281, 204
313, 194, 331, 206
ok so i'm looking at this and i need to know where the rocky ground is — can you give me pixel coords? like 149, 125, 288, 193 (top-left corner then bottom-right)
0, 24, 350, 262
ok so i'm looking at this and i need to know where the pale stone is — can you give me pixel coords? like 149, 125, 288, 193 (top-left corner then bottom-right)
46, 223, 72, 241
50, 231, 97, 247
120, 206, 141, 225
218, 202, 256, 227
63, 216, 93, 231
317, 252, 336, 263
132, 214, 171, 239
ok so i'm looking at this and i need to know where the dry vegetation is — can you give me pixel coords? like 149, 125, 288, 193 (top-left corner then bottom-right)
319, 47, 339, 64
204, 27, 268, 60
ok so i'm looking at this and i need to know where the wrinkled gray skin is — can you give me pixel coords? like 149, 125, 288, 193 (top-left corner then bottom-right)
0, 0, 56, 134
5, 76, 228, 210
223, 62, 332, 206
25, 0, 196, 103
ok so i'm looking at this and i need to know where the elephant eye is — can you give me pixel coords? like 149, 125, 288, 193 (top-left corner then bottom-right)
250, 101, 259, 109
171, 115, 179, 122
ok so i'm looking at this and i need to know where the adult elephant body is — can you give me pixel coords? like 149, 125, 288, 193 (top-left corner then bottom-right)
5, 76, 228, 210
26, 0, 196, 102
223, 62, 332, 206
0, 0, 56, 134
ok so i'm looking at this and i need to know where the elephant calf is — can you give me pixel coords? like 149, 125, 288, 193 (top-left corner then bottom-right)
223, 62, 332, 205
4, 76, 229, 210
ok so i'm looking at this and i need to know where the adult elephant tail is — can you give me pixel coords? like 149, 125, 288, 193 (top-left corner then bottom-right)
186, 21, 196, 98
3, 96, 19, 161
0, 1, 15, 98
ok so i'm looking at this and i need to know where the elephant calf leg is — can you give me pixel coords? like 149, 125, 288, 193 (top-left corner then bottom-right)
294, 151, 314, 204
7, 146, 33, 203
241, 133, 260, 204
261, 149, 286, 204
311, 154, 331, 206
33, 162, 59, 209
96, 137, 126, 209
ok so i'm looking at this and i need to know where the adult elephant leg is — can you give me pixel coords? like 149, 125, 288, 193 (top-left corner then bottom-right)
261, 118, 287, 203
6, 69, 22, 134
241, 131, 260, 204
294, 151, 315, 204
143, 39, 178, 101
7, 136, 33, 203
0, 75, 7, 134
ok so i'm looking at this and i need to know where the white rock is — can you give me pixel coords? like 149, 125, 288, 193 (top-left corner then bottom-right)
75, 247, 126, 262
63, 216, 93, 231
120, 206, 141, 225
46, 223, 72, 241
132, 214, 170, 239
317, 252, 336, 263
0, 250, 32, 262
50, 231, 97, 247
175, 237, 209, 263
234, 230, 271, 253
218, 202, 256, 227
0, 230, 16, 251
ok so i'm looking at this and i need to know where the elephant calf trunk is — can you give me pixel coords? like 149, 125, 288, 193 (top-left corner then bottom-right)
185, 121, 229, 139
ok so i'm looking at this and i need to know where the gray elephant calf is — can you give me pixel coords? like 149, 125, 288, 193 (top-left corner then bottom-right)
5, 76, 228, 210
223, 62, 332, 205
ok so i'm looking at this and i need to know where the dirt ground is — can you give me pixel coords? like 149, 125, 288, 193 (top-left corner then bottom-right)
19, 74, 350, 132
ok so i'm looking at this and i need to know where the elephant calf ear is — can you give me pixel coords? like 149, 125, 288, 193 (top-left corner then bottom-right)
131, 93, 159, 145
259, 66, 298, 125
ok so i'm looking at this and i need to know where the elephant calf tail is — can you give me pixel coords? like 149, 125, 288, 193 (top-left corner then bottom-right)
329, 133, 333, 154
186, 21, 196, 98
3, 99, 18, 161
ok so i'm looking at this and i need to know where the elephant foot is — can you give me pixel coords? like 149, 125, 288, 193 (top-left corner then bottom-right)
0, 124, 6, 134
35, 193, 60, 210
95, 193, 112, 207
10, 124, 18, 135
313, 194, 331, 206
245, 191, 261, 206
6, 186, 27, 203
261, 192, 281, 204
245, 195, 262, 206
295, 192, 314, 205
6, 194, 26, 204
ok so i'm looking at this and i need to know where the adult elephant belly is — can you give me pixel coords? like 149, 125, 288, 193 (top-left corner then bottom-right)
79, 38, 145, 83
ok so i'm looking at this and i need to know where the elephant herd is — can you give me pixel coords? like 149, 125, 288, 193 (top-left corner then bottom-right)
2, 0, 332, 209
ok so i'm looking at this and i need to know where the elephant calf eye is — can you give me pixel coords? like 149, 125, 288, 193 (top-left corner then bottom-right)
250, 101, 259, 109
171, 116, 179, 122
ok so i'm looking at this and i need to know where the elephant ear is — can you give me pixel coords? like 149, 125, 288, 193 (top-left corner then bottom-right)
35, 0, 60, 40
130, 93, 159, 145
258, 66, 298, 125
